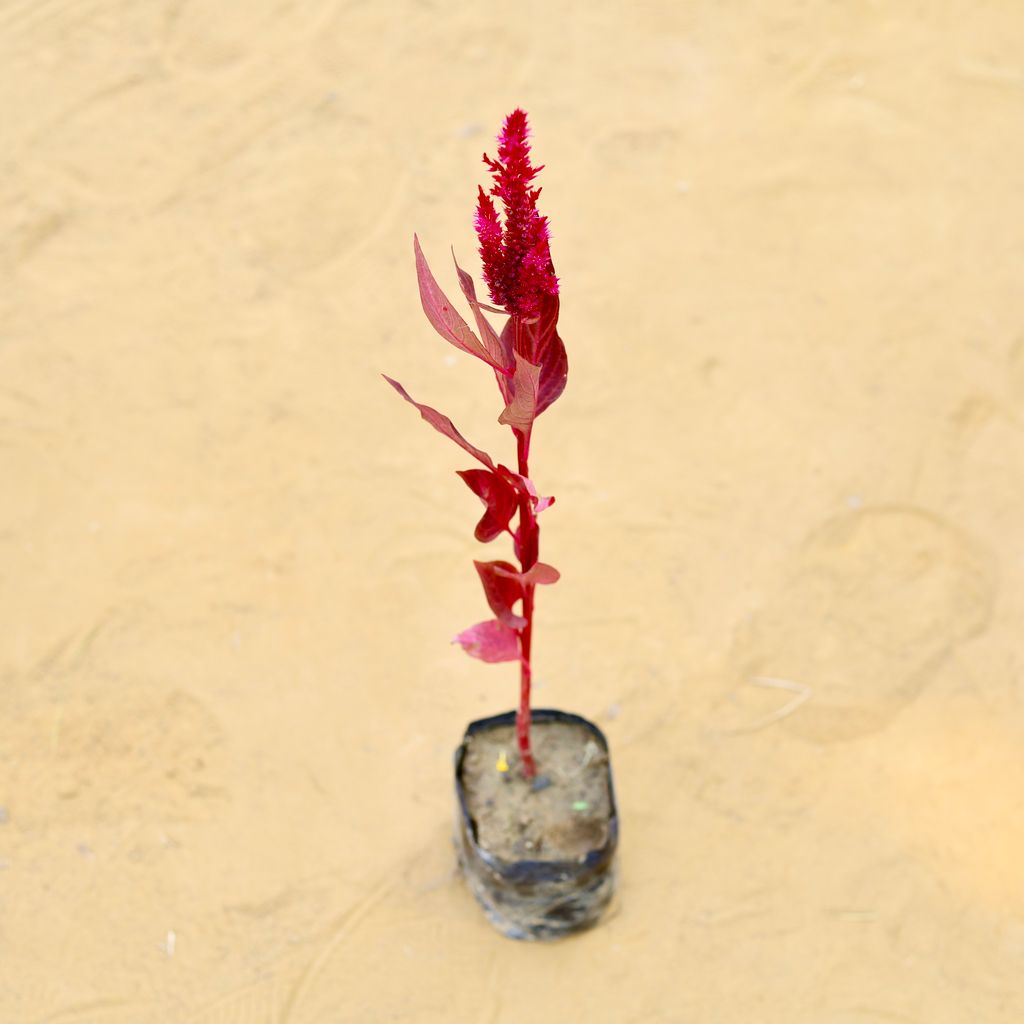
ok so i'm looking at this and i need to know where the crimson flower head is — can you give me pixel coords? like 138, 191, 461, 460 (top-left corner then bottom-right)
474, 109, 559, 318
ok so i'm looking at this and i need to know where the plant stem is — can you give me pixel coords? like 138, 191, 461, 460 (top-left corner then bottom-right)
515, 427, 538, 779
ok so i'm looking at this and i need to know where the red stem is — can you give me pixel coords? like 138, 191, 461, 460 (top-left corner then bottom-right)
515, 426, 538, 779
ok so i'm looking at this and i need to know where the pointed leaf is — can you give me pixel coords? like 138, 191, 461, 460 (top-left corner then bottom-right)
532, 293, 568, 416
497, 353, 541, 431
492, 561, 561, 586
457, 468, 518, 542
474, 560, 527, 629
521, 561, 560, 585
496, 466, 555, 514
453, 252, 512, 372
535, 326, 567, 416
383, 375, 495, 469
414, 236, 506, 371
501, 293, 567, 417
453, 619, 521, 663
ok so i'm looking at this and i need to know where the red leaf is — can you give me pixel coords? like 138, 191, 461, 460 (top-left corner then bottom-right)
496, 466, 554, 514
382, 375, 495, 470
492, 561, 561, 586
474, 560, 527, 629
414, 236, 507, 372
453, 252, 513, 373
453, 619, 521, 663
535, 327, 567, 416
497, 353, 541, 431
531, 293, 568, 416
499, 292, 567, 418
457, 468, 518, 542
521, 562, 560, 585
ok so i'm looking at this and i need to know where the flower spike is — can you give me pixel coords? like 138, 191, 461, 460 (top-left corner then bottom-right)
474, 109, 559, 318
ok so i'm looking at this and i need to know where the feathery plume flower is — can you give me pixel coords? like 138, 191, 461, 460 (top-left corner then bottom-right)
474, 109, 559, 318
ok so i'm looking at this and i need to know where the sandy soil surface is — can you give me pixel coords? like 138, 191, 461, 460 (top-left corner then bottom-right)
2, 2, 1024, 1021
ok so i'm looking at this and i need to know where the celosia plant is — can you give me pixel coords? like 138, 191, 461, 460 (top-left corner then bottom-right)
384, 109, 567, 778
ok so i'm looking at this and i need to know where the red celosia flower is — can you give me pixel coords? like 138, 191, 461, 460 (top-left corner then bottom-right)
474, 108, 559, 318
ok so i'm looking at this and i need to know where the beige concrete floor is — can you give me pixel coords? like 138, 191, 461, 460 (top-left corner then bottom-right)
2, 2, 1024, 1021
